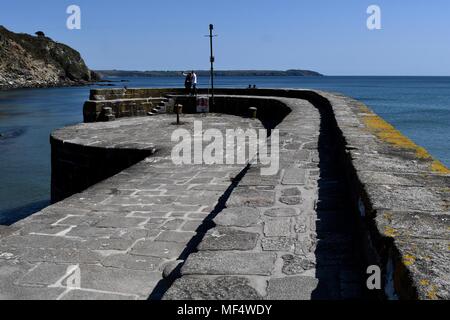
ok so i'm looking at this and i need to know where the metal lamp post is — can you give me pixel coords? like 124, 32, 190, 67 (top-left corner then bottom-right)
206, 24, 217, 106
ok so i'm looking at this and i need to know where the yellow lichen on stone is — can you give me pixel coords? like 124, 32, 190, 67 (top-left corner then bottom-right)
383, 212, 393, 223
384, 226, 398, 238
417, 275, 438, 300
364, 115, 430, 158
431, 160, 450, 174
357, 103, 371, 113
420, 279, 430, 286
427, 285, 438, 300
403, 254, 416, 266
363, 113, 450, 174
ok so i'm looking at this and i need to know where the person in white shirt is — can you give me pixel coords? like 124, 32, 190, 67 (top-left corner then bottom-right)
191, 71, 198, 96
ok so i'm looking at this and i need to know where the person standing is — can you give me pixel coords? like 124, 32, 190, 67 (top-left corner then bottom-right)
183, 72, 192, 95
191, 71, 198, 96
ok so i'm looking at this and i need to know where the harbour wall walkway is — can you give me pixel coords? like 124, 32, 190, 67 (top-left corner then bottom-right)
0, 88, 448, 300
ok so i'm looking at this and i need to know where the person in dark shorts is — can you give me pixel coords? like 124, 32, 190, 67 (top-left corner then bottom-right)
183, 72, 192, 95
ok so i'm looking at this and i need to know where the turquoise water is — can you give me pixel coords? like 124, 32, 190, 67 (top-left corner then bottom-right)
0, 76, 449, 224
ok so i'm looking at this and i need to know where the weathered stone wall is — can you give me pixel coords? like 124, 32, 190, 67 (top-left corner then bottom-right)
317, 92, 449, 300
83, 88, 184, 122
83, 88, 295, 123
50, 134, 156, 203
83, 98, 170, 123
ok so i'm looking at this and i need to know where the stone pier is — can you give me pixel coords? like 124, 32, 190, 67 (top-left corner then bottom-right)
0, 89, 448, 300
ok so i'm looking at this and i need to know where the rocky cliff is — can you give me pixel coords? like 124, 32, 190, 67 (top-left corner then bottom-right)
0, 26, 99, 89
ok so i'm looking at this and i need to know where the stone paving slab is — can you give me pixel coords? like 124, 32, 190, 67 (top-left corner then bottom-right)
131, 240, 186, 259
182, 252, 277, 276
213, 207, 260, 227
198, 227, 260, 251
226, 187, 276, 208
282, 169, 307, 185
266, 276, 322, 300
163, 276, 263, 300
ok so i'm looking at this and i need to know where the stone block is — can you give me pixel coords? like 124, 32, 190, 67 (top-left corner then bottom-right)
131, 240, 185, 259
182, 252, 276, 276
261, 237, 296, 251
282, 254, 316, 275
95, 217, 146, 228
155, 231, 195, 243
266, 276, 323, 300
16, 263, 68, 287
282, 169, 306, 185
264, 207, 299, 217
213, 207, 260, 227
163, 276, 262, 300
227, 188, 275, 208
279, 196, 302, 205
76, 265, 161, 297
101, 254, 163, 271
264, 219, 291, 237
198, 227, 259, 251
61, 290, 135, 300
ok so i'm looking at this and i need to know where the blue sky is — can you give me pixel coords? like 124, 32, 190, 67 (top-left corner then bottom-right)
1, 0, 449, 75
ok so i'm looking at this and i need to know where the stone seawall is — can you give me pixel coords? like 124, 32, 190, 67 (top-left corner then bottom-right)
50, 133, 157, 203
0, 88, 448, 300
54, 95, 290, 203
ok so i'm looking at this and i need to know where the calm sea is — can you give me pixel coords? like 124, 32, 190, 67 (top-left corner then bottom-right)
1, 76, 449, 224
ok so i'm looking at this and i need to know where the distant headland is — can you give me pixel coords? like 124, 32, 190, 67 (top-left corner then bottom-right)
95, 69, 323, 78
